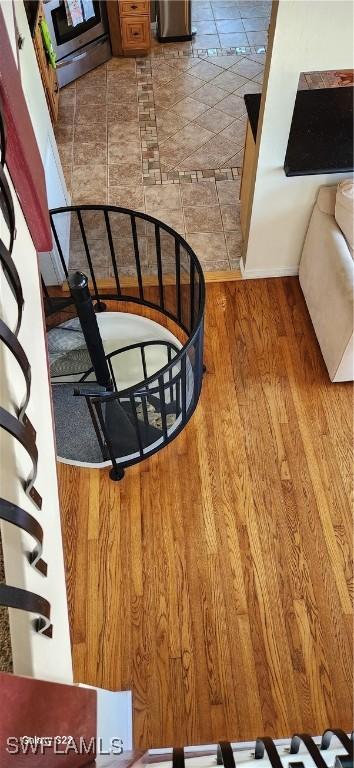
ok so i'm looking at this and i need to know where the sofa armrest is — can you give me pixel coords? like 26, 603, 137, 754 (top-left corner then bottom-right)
299, 204, 354, 381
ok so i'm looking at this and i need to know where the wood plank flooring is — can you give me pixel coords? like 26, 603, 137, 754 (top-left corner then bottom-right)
57, 277, 353, 749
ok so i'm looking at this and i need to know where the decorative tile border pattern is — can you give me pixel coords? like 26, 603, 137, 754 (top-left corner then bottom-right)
159, 167, 241, 184
137, 58, 160, 183
135, 48, 265, 186
150, 45, 267, 58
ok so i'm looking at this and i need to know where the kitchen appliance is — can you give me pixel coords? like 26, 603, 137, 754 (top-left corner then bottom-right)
43, 0, 111, 87
156, 0, 193, 42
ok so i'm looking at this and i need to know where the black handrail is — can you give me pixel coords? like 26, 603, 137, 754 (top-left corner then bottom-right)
80, 339, 180, 395
0, 498, 47, 576
169, 731, 354, 768
0, 102, 51, 637
320, 730, 353, 757
290, 735, 329, 768
0, 238, 23, 337
51, 338, 179, 388
0, 584, 52, 637
46, 203, 206, 478
255, 738, 284, 768
0, 408, 42, 510
0, 163, 16, 252
80, 333, 202, 478
0, 317, 31, 420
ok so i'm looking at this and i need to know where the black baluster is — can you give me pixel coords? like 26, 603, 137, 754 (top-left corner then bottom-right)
158, 376, 167, 439
131, 214, 144, 300
181, 352, 187, 420
290, 734, 329, 768
321, 729, 353, 757
77, 209, 104, 309
104, 209, 121, 297
49, 212, 69, 279
175, 239, 181, 323
217, 742, 236, 768
167, 344, 174, 404
94, 399, 124, 481
155, 223, 164, 310
255, 738, 284, 768
173, 748, 185, 768
130, 393, 143, 457
141, 345, 148, 381
190, 259, 195, 333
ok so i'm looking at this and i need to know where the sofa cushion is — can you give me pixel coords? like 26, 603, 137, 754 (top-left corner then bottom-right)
317, 184, 337, 215
335, 179, 354, 257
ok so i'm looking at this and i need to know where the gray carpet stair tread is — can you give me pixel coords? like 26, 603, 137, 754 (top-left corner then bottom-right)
52, 383, 106, 463
50, 348, 92, 377
48, 319, 91, 377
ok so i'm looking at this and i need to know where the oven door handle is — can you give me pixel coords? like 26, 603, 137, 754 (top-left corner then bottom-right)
56, 37, 107, 68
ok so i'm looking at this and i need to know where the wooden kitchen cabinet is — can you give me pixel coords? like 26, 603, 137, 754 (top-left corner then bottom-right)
33, 2, 59, 124
108, 0, 151, 55
119, 0, 151, 54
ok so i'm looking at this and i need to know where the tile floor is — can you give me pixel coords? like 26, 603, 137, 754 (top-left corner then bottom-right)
55, 0, 353, 275
176, 0, 270, 51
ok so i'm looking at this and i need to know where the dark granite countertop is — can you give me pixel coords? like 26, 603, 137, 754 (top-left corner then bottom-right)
244, 87, 354, 177
244, 93, 261, 144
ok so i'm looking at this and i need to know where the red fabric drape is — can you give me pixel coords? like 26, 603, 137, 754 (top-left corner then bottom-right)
0, 6, 52, 251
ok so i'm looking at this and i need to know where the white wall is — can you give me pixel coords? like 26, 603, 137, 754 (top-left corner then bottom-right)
0, 4, 73, 683
243, 0, 354, 278
13, 0, 70, 284
0, 168, 73, 684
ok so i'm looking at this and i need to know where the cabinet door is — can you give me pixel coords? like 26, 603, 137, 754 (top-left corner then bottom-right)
121, 16, 150, 49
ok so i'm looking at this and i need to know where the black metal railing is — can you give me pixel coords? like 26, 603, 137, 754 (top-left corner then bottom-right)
0, 101, 52, 636
45, 204, 206, 478
51, 338, 180, 390
175, 729, 353, 768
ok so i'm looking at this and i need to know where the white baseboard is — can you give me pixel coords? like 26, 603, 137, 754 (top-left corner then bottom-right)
240, 257, 299, 279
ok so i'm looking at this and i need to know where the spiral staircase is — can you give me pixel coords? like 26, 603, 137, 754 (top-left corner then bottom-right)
43, 204, 206, 480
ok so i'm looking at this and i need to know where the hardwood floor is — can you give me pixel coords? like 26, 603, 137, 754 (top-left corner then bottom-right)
57, 277, 353, 749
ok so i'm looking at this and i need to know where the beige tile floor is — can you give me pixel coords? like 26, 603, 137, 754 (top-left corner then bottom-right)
153, 50, 266, 174
55, 0, 352, 276
151, 0, 271, 52
179, 0, 270, 51
56, 61, 251, 272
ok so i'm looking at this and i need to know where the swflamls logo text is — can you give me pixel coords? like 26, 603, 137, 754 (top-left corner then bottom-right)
6, 736, 124, 755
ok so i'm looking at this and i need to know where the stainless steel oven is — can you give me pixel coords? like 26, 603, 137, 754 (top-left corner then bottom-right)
44, 0, 111, 87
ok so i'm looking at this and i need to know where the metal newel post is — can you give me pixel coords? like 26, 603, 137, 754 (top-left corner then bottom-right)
68, 271, 113, 390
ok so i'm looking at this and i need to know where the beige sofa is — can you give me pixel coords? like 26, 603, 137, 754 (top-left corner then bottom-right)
299, 180, 354, 382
